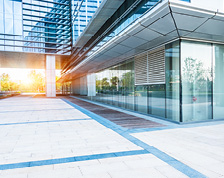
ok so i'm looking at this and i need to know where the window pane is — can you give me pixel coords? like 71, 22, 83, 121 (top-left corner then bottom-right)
213, 44, 224, 119
148, 84, 165, 117
181, 41, 212, 122
135, 85, 148, 114
165, 41, 180, 122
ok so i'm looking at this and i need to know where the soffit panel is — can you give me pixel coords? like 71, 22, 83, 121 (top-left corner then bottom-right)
109, 44, 132, 54
172, 12, 207, 31
148, 14, 176, 35
119, 36, 147, 48
195, 18, 224, 37
140, 4, 170, 27
133, 27, 162, 41
170, 5, 215, 18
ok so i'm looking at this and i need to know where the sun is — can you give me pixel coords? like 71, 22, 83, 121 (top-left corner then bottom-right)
23, 78, 33, 86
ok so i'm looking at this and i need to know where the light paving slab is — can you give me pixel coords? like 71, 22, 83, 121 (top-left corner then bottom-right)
0, 96, 216, 178
132, 124, 224, 178
0, 154, 189, 178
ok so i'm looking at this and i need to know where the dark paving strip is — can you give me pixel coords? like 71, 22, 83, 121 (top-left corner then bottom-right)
64, 97, 165, 129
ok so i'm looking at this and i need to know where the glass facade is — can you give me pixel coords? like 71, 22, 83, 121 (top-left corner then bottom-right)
213, 45, 224, 119
181, 41, 212, 122
84, 40, 224, 123
165, 41, 180, 122
0, 0, 72, 54
72, 0, 101, 43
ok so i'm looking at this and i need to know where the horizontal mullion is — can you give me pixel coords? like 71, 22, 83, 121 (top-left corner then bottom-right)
0, 43, 69, 51
24, 35, 70, 41
23, 18, 70, 26
24, 30, 71, 37
27, 0, 69, 6
1, 38, 71, 46
23, 2, 69, 11
23, 8, 69, 17
23, 24, 70, 32
23, 14, 70, 21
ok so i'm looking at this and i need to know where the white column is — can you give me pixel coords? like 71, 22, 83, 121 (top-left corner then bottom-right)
87, 73, 96, 96
46, 55, 56, 97
80, 76, 87, 95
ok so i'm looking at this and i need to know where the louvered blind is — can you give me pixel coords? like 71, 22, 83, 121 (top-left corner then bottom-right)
135, 47, 165, 85
148, 48, 165, 84
135, 52, 148, 85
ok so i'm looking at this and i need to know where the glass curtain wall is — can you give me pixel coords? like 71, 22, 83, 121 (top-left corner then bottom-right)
148, 84, 165, 117
95, 59, 135, 110
213, 44, 224, 119
165, 41, 180, 122
181, 41, 212, 122
92, 41, 224, 122
135, 85, 148, 114
0, 0, 71, 54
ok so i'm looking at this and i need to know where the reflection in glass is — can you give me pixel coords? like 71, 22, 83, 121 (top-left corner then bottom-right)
213, 45, 224, 119
135, 85, 148, 114
148, 85, 165, 117
181, 41, 212, 122
165, 41, 180, 122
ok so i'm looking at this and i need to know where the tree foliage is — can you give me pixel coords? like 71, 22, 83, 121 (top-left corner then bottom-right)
28, 70, 45, 92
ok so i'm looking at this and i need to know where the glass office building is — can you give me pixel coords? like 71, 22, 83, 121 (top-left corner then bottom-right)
88, 40, 224, 123
72, 0, 101, 43
0, 0, 72, 54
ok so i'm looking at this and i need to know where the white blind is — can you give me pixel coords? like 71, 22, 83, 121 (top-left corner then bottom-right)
135, 47, 165, 85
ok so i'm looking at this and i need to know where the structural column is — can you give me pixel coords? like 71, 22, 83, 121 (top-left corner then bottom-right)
87, 73, 96, 96
46, 55, 56, 97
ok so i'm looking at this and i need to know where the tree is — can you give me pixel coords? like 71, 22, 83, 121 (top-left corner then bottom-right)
0, 73, 11, 91
121, 72, 134, 89
28, 70, 45, 92
101, 77, 109, 90
182, 57, 211, 93
110, 76, 119, 90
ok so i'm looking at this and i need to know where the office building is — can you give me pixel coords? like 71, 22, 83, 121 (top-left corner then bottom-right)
1, 0, 224, 122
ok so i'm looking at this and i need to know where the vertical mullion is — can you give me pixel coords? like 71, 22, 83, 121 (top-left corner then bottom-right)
179, 39, 183, 122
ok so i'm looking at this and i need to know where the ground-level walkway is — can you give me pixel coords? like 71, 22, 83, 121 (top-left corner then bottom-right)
0, 96, 223, 178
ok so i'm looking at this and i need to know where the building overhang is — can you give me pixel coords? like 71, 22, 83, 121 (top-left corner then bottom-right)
65, 0, 224, 80
74, 0, 125, 48
0, 51, 69, 69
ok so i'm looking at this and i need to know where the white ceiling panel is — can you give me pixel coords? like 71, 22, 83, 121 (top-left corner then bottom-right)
170, 6, 215, 19
184, 31, 224, 42
195, 19, 224, 36
173, 13, 207, 31
133, 27, 161, 41
148, 14, 176, 35
110, 44, 132, 54
127, 24, 145, 36
140, 5, 170, 27
103, 50, 121, 58
120, 36, 147, 48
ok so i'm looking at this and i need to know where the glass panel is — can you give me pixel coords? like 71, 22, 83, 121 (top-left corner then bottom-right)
126, 60, 135, 110
181, 41, 212, 122
135, 85, 148, 114
111, 65, 120, 107
165, 41, 180, 122
148, 84, 165, 117
213, 44, 224, 119
118, 63, 126, 108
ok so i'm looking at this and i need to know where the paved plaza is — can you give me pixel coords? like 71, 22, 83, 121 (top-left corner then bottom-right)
0, 96, 224, 178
